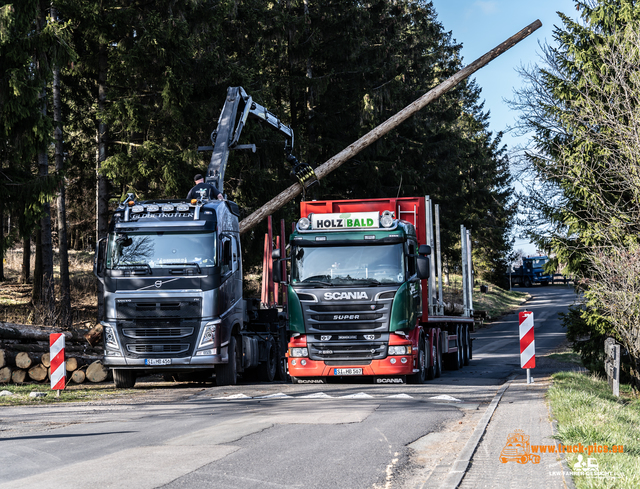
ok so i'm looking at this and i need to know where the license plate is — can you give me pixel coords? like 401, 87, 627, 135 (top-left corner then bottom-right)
334, 368, 362, 376
145, 358, 172, 366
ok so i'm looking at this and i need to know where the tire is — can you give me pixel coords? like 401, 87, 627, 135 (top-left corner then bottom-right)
463, 325, 471, 366
276, 334, 290, 382
426, 335, 436, 380
435, 335, 442, 378
291, 376, 300, 384
407, 336, 426, 384
216, 336, 238, 386
113, 369, 136, 388
258, 338, 277, 382
524, 278, 532, 287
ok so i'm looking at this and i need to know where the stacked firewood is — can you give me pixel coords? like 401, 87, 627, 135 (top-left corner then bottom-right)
0, 322, 110, 385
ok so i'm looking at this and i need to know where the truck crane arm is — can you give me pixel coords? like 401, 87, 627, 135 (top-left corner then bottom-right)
201, 86, 316, 194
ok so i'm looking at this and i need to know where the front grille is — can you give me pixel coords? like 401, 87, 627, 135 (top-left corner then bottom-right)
126, 344, 189, 354
303, 299, 390, 335
308, 342, 386, 361
325, 360, 373, 366
116, 298, 201, 319
122, 327, 194, 338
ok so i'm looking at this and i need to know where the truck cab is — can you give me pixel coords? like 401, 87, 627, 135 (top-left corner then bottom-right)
95, 197, 272, 387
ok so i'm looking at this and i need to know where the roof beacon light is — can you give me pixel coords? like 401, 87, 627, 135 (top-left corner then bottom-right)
380, 210, 394, 228
298, 217, 311, 230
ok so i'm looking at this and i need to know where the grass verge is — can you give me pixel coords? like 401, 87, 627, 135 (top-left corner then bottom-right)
548, 371, 640, 488
472, 283, 529, 319
0, 383, 137, 406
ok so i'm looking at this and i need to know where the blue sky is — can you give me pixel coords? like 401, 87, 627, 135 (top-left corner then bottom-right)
430, 0, 580, 256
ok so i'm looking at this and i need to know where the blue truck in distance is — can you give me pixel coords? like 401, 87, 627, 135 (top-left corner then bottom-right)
509, 255, 551, 287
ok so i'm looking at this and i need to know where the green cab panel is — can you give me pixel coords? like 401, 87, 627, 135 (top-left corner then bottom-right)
287, 285, 306, 334
389, 280, 420, 332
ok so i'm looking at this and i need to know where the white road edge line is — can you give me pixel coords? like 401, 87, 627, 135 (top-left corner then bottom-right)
437, 373, 517, 489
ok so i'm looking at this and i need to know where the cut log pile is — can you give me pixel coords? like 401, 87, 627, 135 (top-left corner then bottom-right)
0, 322, 109, 385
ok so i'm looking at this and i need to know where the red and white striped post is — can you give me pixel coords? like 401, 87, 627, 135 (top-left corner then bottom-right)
519, 311, 535, 384
50, 333, 66, 396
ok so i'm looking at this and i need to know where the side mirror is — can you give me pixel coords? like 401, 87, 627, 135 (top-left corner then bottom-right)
94, 238, 107, 279
418, 244, 431, 255
272, 249, 281, 259
416, 256, 430, 280
272, 260, 282, 283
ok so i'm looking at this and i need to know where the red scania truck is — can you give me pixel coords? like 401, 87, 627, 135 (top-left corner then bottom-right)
282, 196, 475, 384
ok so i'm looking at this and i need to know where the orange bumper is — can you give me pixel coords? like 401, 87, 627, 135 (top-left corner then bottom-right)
288, 355, 415, 377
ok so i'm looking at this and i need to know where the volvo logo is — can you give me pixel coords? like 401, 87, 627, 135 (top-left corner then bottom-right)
155, 280, 163, 288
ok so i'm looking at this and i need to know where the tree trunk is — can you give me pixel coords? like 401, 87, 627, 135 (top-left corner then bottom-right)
70, 367, 86, 384
86, 360, 109, 383
21, 233, 30, 284
52, 6, 71, 327
28, 363, 48, 382
0, 366, 12, 383
0, 349, 15, 369
32, 227, 42, 304
41, 352, 50, 368
0, 323, 86, 343
15, 352, 40, 370
11, 369, 27, 384
36, 2, 55, 323
65, 357, 86, 372
96, 41, 109, 322
84, 323, 103, 347
0, 206, 3, 282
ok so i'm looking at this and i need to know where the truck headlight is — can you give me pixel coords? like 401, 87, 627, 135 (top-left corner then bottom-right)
199, 321, 219, 348
298, 217, 311, 230
388, 345, 411, 355
289, 347, 309, 357
380, 210, 394, 228
101, 322, 119, 349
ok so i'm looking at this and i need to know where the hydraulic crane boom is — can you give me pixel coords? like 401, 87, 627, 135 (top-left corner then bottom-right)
202, 86, 295, 193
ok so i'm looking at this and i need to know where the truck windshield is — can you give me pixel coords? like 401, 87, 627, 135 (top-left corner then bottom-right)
291, 243, 405, 285
106, 231, 216, 269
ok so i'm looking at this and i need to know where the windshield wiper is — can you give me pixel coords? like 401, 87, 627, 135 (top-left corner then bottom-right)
300, 275, 333, 286
162, 262, 202, 273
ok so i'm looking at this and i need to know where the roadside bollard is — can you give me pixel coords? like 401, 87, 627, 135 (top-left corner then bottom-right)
50, 334, 66, 396
519, 311, 535, 384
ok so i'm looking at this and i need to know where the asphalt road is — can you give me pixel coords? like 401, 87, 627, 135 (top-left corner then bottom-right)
0, 286, 577, 489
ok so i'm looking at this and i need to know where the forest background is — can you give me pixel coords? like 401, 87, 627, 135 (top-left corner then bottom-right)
0, 0, 515, 326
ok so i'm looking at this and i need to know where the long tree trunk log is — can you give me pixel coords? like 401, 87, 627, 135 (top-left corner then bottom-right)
15, 352, 40, 370
0, 323, 85, 343
28, 363, 48, 382
238, 19, 542, 235
0, 349, 15, 369
0, 366, 12, 383
41, 352, 50, 368
11, 369, 27, 384
86, 360, 109, 383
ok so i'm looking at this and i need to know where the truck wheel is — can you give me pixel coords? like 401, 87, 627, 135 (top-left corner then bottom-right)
258, 339, 277, 382
407, 336, 426, 384
435, 336, 442, 378
426, 337, 436, 380
113, 369, 136, 389
524, 278, 532, 287
463, 326, 471, 366
216, 336, 238, 386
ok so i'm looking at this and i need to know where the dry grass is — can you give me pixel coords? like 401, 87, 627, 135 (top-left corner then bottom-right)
1, 245, 97, 327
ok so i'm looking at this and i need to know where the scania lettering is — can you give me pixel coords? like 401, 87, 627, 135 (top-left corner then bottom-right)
282, 197, 475, 384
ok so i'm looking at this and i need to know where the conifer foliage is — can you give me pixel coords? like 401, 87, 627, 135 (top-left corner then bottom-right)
0, 0, 515, 319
